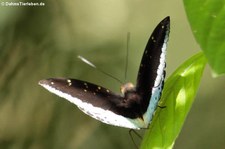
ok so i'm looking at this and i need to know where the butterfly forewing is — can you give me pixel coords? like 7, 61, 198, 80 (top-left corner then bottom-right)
39, 78, 144, 129
136, 17, 170, 124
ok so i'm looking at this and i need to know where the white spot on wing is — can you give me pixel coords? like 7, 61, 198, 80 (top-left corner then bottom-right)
67, 79, 72, 86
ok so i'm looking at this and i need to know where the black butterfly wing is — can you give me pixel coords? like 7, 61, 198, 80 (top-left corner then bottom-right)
135, 17, 170, 122
39, 78, 143, 129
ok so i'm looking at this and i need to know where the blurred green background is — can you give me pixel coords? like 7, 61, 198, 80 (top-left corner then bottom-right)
0, 0, 225, 149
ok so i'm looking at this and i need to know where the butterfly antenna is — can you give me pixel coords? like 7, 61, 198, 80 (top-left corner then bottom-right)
78, 55, 124, 84
124, 32, 130, 82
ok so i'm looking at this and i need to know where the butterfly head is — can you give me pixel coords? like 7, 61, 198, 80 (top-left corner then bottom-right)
120, 82, 135, 95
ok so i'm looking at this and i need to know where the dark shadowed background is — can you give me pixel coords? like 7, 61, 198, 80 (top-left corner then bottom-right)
0, 0, 225, 149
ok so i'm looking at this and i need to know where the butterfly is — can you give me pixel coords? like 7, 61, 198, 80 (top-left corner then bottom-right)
39, 16, 170, 130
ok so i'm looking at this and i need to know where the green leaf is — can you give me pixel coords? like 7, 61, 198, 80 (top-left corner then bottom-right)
183, 0, 225, 75
140, 52, 207, 149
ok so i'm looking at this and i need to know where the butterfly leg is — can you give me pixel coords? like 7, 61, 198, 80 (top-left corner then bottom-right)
158, 105, 166, 108
129, 129, 142, 149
